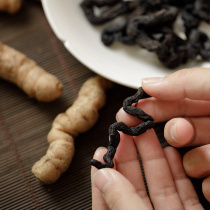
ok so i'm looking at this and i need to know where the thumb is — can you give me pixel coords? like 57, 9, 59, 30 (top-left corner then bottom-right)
142, 68, 210, 101
93, 169, 148, 210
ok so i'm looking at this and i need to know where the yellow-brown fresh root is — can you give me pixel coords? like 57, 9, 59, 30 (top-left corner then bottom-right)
32, 76, 113, 184
0, 42, 63, 102
0, 0, 23, 14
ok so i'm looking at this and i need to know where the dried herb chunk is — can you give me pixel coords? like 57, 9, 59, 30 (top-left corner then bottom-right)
91, 87, 155, 169
101, 21, 135, 45
81, 0, 137, 25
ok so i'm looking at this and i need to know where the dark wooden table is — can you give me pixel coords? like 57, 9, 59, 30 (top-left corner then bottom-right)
0, 1, 209, 209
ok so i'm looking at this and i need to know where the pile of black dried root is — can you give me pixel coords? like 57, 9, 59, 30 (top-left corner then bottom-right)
81, 0, 210, 69
91, 87, 155, 169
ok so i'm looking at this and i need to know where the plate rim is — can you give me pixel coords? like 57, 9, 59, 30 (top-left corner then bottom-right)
42, 0, 143, 89
41, 0, 210, 89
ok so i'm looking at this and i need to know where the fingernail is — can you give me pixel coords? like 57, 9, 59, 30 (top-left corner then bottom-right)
116, 112, 119, 122
170, 124, 179, 142
205, 149, 210, 162
116, 108, 123, 122
93, 169, 112, 193
96, 147, 106, 151
141, 77, 163, 85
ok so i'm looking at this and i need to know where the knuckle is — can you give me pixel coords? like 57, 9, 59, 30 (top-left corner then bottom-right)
154, 185, 177, 198
182, 197, 201, 208
107, 193, 125, 210
173, 68, 190, 80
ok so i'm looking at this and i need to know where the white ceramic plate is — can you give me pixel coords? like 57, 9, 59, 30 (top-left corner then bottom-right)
42, 0, 210, 89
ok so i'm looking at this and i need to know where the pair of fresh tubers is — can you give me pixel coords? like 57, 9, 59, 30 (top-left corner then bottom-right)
0, 42, 113, 184
1, 43, 154, 184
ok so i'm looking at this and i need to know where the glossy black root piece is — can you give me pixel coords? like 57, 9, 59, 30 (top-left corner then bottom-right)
91, 87, 155, 169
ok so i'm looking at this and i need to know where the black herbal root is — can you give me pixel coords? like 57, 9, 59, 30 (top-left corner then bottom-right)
91, 87, 155, 169
81, 0, 210, 69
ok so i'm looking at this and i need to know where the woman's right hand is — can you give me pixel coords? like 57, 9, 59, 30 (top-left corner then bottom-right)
117, 68, 210, 202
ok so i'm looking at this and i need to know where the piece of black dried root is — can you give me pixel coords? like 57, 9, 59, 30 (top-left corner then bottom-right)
101, 21, 135, 46
80, 0, 137, 25
91, 87, 155, 169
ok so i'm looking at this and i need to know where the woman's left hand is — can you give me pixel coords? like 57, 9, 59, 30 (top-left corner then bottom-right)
91, 129, 203, 210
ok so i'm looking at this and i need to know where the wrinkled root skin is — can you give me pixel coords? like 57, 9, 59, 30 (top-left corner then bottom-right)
0, 42, 63, 102
32, 76, 113, 184
91, 87, 155, 169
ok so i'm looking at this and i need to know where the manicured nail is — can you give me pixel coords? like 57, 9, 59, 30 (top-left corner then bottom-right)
206, 149, 210, 162
170, 124, 179, 142
96, 147, 107, 151
141, 77, 163, 85
93, 169, 112, 193
116, 112, 119, 122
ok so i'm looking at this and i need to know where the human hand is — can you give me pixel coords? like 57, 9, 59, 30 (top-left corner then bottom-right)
91, 129, 203, 210
117, 68, 210, 202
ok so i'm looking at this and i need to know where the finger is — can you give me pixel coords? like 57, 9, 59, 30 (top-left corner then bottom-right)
164, 117, 210, 148
164, 147, 204, 210
142, 68, 210, 101
116, 98, 210, 126
202, 176, 210, 202
183, 145, 210, 178
134, 129, 184, 210
92, 148, 115, 210
93, 169, 148, 210
164, 118, 194, 148
114, 133, 153, 209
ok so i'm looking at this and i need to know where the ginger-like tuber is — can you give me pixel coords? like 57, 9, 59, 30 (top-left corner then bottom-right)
32, 76, 113, 184
0, 0, 23, 14
0, 43, 63, 102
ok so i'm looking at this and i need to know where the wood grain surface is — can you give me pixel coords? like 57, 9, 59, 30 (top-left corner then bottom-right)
0, 1, 209, 209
